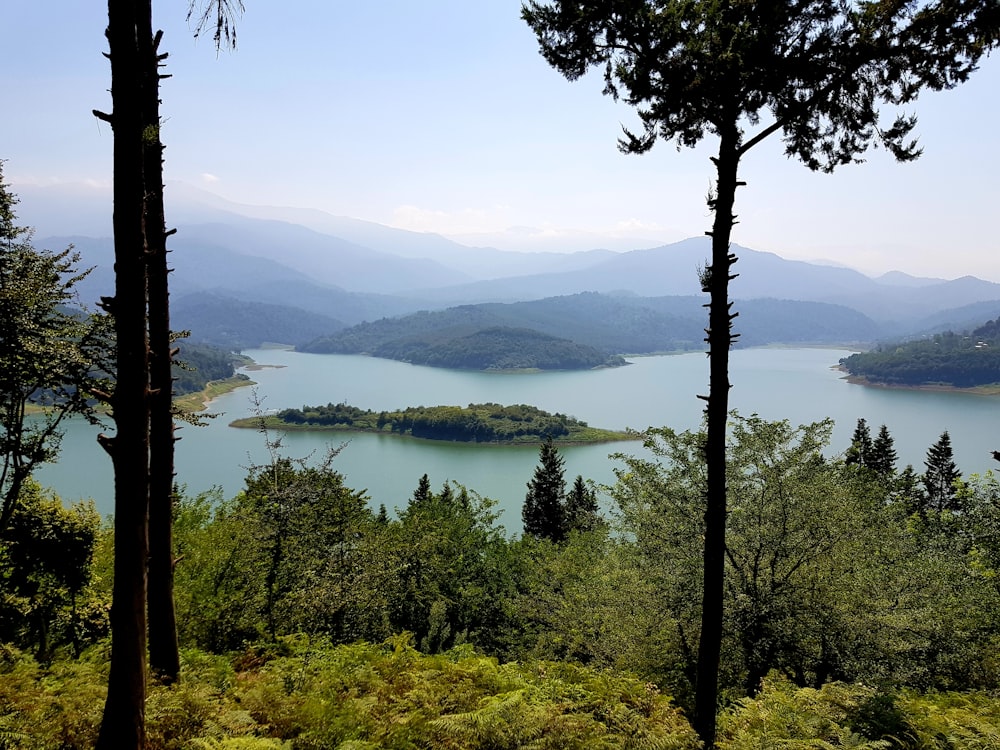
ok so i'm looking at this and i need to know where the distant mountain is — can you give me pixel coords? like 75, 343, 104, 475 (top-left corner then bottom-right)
24, 186, 1000, 347
301, 292, 880, 369
172, 292, 346, 349
875, 271, 945, 288
823, 275, 1000, 326
418, 237, 886, 302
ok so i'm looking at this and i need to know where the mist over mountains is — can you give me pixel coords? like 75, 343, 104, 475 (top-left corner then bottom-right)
24, 184, 1000, 357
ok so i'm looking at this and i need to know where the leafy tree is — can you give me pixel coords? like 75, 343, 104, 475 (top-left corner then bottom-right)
389, 480, 514, 653
522, 437, 567, 542
0, 166, 106, 532
0, 481, 100, 662
611, 415, 897, 702
924, 430, 962, 513
521, 2, 999, 744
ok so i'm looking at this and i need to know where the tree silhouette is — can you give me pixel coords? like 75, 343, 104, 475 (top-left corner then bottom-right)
522, 2, 999, 744
95, 1, 243, 746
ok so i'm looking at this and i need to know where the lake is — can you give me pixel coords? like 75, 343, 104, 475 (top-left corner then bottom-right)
35, 347, 1000, 532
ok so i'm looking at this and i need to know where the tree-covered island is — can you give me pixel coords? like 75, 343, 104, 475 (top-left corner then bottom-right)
230, 401, 635, 444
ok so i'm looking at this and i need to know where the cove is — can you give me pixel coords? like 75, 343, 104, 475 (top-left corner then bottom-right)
35, 347, 1000, 532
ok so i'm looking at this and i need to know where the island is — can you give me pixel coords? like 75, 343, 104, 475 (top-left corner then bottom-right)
230, 402, 636, 445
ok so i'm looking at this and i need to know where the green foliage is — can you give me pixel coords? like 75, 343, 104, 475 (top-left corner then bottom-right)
0, 482, 101, 661
172, 342, 247, 397
388, 480, 515, 654
609, 413, 1000, 699
718, 678, 891, 749
0, 165, 109, 530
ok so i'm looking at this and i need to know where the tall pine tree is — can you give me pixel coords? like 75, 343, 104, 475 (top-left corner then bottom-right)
522, 437, 567, 543
870, 424, 899, 477
924, 430, 962, 513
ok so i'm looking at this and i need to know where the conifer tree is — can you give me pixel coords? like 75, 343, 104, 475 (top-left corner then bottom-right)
845, 418, 873, 468
924, 430, 962, 513
523, 437, 567, 542
565, 474, 603, 534
413, 473, 433, 506
870, 424, 899, 477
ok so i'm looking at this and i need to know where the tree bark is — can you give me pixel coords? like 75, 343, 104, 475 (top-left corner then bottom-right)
97, 0, 151, 746
693, 126, 742, 750
140, 12, 181, 685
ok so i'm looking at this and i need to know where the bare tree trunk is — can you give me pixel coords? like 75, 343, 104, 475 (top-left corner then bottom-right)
96, 0, 151, 745
140, 11, 181, 685
693, 127, 742, 750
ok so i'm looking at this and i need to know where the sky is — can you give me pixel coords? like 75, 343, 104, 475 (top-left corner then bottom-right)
2, 1, 999, 280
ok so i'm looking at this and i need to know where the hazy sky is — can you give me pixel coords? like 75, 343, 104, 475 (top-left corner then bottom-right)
3, 2, 999, 279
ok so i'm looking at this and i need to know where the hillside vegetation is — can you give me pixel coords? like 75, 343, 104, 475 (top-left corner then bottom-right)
300, 292, 881, 371
840, 316, 1000, 388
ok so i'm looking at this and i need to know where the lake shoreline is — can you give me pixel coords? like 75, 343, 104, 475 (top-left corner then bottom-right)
838, 369, 1000, 396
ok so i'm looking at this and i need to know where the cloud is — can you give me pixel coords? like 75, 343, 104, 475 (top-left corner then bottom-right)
390, 204, 513, 235
200, 173, 220, 184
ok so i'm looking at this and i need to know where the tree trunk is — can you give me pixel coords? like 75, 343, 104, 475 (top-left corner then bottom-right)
140, 11, 181, 685
693, 127, 742, 750
97, 0, 151, 746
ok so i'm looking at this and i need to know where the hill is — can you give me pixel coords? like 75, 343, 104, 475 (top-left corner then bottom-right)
301, 292, 880, 368
840, 316, 1000, 388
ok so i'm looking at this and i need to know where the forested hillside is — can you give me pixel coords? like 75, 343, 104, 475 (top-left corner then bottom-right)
840, 316, 1000, 387
300, 291, 879, 369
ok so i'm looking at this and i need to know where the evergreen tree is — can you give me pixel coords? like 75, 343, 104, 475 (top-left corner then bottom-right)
870, 424, 899, 477
412, 474, 433, 506
523, 437, 567, 543
845, 418, 873, 468
565, 474, 603, 534
924, 431, 962, 513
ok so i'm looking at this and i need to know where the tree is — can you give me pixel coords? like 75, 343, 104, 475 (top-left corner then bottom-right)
870, 424, 898, 477
95, 1, 242, 746
611, 415, 897, 699
845, 418, 873, 468
0, 165, 106, 532
565, 474, 603, 533
521, 3, 999, 745
0, 481, 100, 662
924, 430, 962, 513
523, 437, 567, 542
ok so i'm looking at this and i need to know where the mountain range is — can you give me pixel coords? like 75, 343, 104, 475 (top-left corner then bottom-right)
24, 184, 1000, 358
